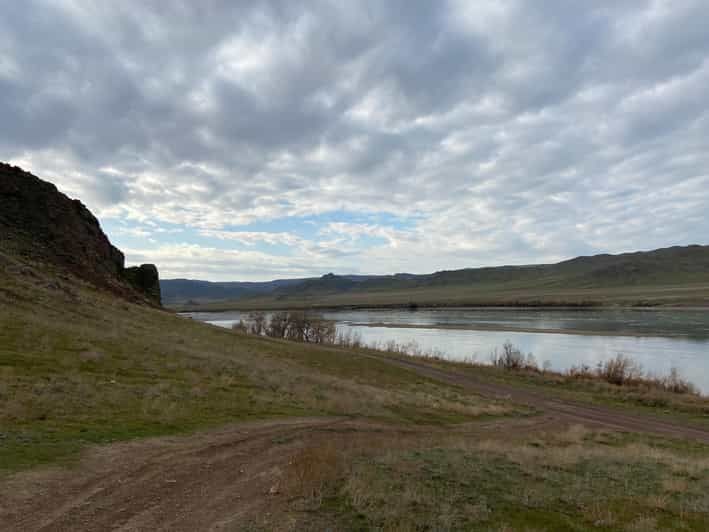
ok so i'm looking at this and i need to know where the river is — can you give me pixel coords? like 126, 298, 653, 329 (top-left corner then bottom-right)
183, 307, 709, 393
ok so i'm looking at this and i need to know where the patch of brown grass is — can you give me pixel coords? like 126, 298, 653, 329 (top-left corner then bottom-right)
2, 258, 520, 472
286, 442, 345, 504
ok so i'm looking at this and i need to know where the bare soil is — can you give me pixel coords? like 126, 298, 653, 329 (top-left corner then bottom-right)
3, 358, 709, 531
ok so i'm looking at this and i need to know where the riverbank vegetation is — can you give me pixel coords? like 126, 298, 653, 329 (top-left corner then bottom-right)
234, 312, 699, 398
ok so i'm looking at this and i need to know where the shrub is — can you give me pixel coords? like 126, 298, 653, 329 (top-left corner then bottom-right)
231, 320, 248, 334
597, 354, 643, 386
335, 329, 363, 348
491, 341, 537, 371
568, 363, 594, 379
247, 312, 267, 336
266, 311, 290, 339
567, 355, 697, 395
237, 311, 337, 344
660, 367, 697, 395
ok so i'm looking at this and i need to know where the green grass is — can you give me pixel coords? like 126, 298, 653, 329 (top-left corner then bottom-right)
4, 253, 709, 529
0, 259, 515, 473
171, 281, 709, 311
304, 427, 709, 531
414, 357, 709, 426
167, 245, 709, 310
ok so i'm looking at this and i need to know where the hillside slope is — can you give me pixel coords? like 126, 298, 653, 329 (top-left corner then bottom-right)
160, 274, 383, 304
160, 277, 310, 304
4, 247, 709, 529
1, 165, 510, 476
170, 245, 709, 310
3, 165, 709, 530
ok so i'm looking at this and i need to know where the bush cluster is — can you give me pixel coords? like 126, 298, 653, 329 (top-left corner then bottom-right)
233, 311, 336, 344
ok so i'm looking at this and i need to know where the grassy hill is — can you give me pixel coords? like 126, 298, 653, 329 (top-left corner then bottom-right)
6, 247, 709, 529
160, 277, 310, 304
160, 274, 382, 305
1, 249, 505, 471
4, 165, 709, 529
170, 245, 709, 310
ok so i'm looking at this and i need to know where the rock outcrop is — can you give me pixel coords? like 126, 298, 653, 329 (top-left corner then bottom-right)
0, 162, 161, 305
124, 264, 162, 305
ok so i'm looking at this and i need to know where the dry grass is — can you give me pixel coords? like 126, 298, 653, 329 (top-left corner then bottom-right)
286, 442, 345, 504
569, 354, 698, 394
624, 516, 659, 531
5, 253, 709, 530
312, 425, 709, 530
0, 257, 516, 473
327, 333, 703, 400
171, 280, 709, 311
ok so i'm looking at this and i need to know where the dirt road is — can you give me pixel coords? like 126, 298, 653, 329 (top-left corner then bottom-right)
3, 358, 709, 531
0, 415, 553, 532
0, 418, 349, 532
370, 353, 709, 443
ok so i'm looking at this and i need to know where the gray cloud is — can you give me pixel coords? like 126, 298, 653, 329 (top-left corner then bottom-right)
1, 0, 708, 279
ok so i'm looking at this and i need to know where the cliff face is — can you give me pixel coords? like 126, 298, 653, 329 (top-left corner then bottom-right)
124, 264, 162, 305
0, 162, 161, 306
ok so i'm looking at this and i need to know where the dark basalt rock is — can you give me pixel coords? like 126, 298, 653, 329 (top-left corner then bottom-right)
0, 162, 161, 306
124, 264, 162, 305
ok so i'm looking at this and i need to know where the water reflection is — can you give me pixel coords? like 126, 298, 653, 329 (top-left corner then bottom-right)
323, 308, 709, 340
183, 308, 709, 393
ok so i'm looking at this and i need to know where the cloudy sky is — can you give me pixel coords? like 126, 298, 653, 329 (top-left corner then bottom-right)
2, 1, 708, 281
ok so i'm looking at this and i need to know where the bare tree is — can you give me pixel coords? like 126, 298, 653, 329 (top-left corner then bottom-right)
247, 312, 267, 336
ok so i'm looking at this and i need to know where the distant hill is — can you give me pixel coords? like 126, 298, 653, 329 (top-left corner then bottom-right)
169, 245, 709, 309
160, 274, 383, 304
160, 278, 309, 304
0, 162, 162, 305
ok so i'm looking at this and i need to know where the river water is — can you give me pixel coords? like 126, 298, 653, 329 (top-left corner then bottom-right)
183, 308, 709, 393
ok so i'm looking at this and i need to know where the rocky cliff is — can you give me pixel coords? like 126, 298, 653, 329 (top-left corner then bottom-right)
0, 162, 161, 305
124, 264, 162, 305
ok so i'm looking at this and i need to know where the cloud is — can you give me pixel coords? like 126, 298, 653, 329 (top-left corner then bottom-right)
2, 0, 708, 280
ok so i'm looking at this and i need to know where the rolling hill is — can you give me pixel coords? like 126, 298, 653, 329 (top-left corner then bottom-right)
4, 162, 709, 530
167, 245, 709, 310
161, 274, 383, 304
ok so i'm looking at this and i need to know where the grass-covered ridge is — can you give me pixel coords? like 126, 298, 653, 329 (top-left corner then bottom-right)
0, 253, 515, 473
167, 244, 709, 309
3, 250, 709, 529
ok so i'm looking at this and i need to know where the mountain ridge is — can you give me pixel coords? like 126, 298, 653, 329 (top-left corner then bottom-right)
164, 244, 709, 308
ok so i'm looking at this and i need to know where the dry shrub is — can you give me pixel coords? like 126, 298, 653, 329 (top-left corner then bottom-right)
231, 320, 248, 334
568, 354, 698, 395
491, 341, 538, 371
660, 367, 697, 395
335, 329, 363, 348
239, 311, 337, 344
598, 354, 643, 386
567, 363, 595, 379
286, 442, 345, 504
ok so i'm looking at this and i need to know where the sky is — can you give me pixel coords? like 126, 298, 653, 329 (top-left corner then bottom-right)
2, 1, 708, 281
